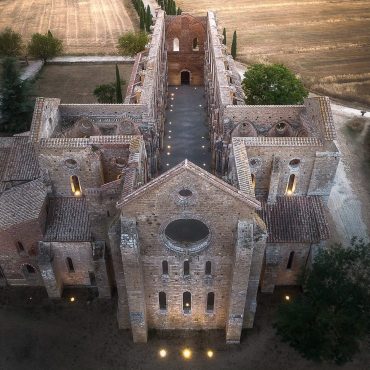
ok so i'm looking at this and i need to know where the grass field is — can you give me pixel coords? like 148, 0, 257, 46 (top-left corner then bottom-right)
0, 0, 138, 54
176, 0, 370, 107
32, 63, 133, 103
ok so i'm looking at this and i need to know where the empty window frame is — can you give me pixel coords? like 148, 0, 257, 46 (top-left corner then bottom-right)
183, 260, 190, 276
183, 291, 191, 312
70, 175, 82, 196
251, 174, 256, 189
173, 37, 179, 51
16, 241, 25, 254
287, 251, 295, 269
66, 257, 75, 273
23, 264, 36, 275
162, 260, 169, 275
159, 291, 167, 310
205, 261, 212, 275
192, 37, 199, 51
207, 292, 215, 312
286, 174, 296, 195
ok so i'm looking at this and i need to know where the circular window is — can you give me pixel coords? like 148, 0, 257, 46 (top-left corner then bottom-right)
162, 218, 211, 254
179, 189, 192, 197
289, 159, 301, 167
276, 122, 287, 132
65, 159, 77, 168
249, 157, 261, 169
115, 157, 127, 167
165, 219, 209, 244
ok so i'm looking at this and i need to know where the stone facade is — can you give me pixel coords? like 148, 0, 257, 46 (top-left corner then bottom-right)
0, 10, 338, 344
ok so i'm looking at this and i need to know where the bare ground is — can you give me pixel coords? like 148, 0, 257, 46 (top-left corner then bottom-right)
176, 0, 370, 107
32, 63, 133, 103
0, 0, 138, 54
0, 286, 369, 370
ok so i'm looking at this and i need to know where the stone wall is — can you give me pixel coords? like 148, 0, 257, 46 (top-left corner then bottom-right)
165, 14, 207, 86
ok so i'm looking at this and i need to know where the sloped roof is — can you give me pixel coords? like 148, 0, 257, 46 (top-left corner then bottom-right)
0, 178, 48, 230
44, 197, 91, 242
257, 196, 329, 243
117, 159, 261, 209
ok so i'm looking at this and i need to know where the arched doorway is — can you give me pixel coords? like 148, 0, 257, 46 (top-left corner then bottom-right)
181, 70, 190, 85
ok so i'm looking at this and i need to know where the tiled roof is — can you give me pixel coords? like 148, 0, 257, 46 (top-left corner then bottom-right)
0, 178, 48, 230
257, 196, 329, 243
2, 137, 40, 181
44, 197, 91, 242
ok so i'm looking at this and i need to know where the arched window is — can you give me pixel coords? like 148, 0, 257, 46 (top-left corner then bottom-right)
192, 37, 199, 51
162, 260, 169, 275
205, 261, 211, 275
70, 175, 82, 196
287, 251, 294, 269
184, 260, 190, 276
173, 37, 179, 52
183, 291, 191, 312
159, 291, 167, 310
286, 174, 296, 195
16, 241, 25, 254
207, 292, 215, 312
66, 257, 75, 273
251, 174, 256, 189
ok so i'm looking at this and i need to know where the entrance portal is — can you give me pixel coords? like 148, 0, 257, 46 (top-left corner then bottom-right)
181, 70, 190, 85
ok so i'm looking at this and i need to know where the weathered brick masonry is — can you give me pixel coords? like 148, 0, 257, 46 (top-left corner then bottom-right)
0, 9, 338, 344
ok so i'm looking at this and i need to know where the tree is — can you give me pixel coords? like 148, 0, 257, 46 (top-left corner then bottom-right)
27, 31, 63, 62
117, 31, 149, 56
222, 28, 227, 45
177, 7, 182, 15
0, 27, 23, 57
0, 57, 33, 133
145, 5, 152, 33
242, 64, 308, 105
93, 83, 116, 103
274, 238, 370, 365
231, 30, 237, 59
115, 64, 123, 103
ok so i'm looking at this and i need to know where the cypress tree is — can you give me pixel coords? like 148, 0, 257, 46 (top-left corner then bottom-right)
177, 7, 182, 15
145, 5, 152, 33
139, 8, 145, 30
231, 30, 237, 59
222, 28, 226, 45
115, 64, 123, 103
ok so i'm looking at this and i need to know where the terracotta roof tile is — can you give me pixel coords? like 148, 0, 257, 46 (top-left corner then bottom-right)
257, 196, 329, 243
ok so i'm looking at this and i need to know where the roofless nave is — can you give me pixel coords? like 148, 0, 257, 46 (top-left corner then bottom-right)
0, 10, 339, 344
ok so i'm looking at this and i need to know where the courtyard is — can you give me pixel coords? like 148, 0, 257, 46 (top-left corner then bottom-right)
0, 286, 369, 370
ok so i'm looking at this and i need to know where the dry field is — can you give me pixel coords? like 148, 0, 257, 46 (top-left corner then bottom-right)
0, 0, 138, 54
177, 0, 370, 107
32, 63, 133, 103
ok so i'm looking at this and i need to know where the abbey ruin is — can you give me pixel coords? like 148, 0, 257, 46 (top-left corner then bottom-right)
0, 10, 339, 344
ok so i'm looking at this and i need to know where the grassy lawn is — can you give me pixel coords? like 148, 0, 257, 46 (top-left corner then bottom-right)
32, 63, 133, 103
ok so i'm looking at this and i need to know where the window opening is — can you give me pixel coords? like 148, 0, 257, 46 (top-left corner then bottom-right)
159, 291, 167, 310
207, 292, 215, 312
286, 174, 296, 195
162, 260, 169, 275
66, 257, 75, 273
184, 260, 190, 276
287, 251, 294, 269
70, 175, 82, 196
173, 37, 179, 51
183, 291, 191, 312
205, 261, 211, 275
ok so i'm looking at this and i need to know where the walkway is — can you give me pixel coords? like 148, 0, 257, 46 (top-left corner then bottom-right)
160, 86, 211, 172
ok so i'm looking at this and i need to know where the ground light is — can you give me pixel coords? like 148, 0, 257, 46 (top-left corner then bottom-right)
207, 350, 214, 358
70, 297, 75, 302
159, 349, 167, 358
182, 348, 192, 359
285, 295, 290, 301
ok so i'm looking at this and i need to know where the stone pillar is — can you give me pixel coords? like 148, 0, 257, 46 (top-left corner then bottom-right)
92, 241, 111, 299
108, 220, 131, 329
243, 218, 267, 328
37, 242, 62, 298
260, 245, 280, 293
226, 220, 254, 344
268, 155, 281, 204
120, 217, 148, 343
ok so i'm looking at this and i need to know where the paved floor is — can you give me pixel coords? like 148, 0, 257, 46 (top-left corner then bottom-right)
160, 86, 211, 173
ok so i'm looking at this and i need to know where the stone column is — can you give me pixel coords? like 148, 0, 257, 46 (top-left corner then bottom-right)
37, 242, 62, 298
226, 220, 254, 344
92, 241, 111, 299
120, 217, 148, 343
268, 155, 281, 203
260, 245, 280, 293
